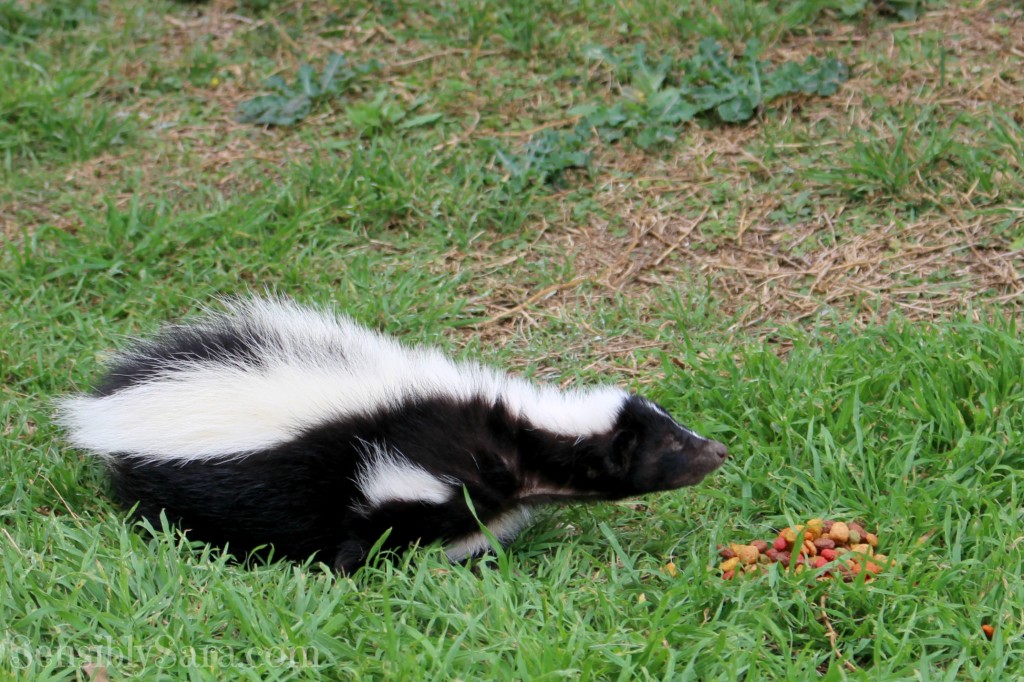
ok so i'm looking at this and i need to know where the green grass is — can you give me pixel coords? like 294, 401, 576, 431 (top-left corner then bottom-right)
2, 0, 1023, 679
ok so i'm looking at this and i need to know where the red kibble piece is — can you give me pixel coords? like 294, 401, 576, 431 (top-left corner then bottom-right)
718, 545, 736, 560
776, 551, 791, 567
812, 556, 828, 569
722, 570, 736, 580
751, 540, 769, 553
773, 536, 788, 552
820, 548, 837, 562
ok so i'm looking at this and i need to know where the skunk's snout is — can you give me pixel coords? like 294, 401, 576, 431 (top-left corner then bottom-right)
702, 439, 728, 463
683, 436, 728, 484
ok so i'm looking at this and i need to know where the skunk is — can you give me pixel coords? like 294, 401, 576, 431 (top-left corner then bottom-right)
58, 297, 727, 573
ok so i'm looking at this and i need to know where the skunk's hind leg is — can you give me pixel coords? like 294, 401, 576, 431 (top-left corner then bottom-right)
330, 497, 512, 574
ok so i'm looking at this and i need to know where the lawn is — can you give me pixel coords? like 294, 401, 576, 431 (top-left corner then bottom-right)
1, 0, 1023, 679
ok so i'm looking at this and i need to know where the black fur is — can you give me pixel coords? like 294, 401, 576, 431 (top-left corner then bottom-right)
94, 324, 270, 396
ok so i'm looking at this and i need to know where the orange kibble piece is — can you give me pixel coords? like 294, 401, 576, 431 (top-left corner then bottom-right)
780, 527, 798, 545
806, 518, 825, 539
720, 557, 740, 573
665, 561, 678, 577
802, 539, 817, 557
873, 553, 895, 568
982, 624, 995, 640
865, 532, 879, 548
863, 561, 884, 574
829, 522, 850, 544
731, 544, 760, 565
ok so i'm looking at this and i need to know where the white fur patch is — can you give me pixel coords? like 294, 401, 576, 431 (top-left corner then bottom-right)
642, 398, 706, 441
58, 297, 630, 461
444, 505, 533, 562
353, 442, 457, 510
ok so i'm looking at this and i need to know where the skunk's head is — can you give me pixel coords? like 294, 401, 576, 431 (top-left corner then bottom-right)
572, 396, 727, 498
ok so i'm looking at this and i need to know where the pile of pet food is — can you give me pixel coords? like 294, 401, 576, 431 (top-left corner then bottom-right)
718, 518, 892, 581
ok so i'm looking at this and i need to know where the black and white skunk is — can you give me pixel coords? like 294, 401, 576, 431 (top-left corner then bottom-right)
58, 298, 727, 573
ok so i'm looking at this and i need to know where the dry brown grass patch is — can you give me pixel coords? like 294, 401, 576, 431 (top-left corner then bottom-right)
544, 4, 1022, 332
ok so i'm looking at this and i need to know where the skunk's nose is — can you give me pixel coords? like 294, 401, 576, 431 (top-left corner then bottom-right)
704, 439, 728, 461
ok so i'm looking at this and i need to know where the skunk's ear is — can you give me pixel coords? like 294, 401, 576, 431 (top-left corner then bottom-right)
610, 428, 639, 473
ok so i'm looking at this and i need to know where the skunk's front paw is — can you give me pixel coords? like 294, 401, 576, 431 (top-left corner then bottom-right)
333, 540, 368, 575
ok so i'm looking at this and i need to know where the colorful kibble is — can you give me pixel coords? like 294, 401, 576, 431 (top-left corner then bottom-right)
718, 518, 891, 582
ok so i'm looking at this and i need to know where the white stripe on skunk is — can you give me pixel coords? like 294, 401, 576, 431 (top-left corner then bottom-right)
443, 506, 533, 563
353, 441, 460, 511
58, 297, 627, 461
57, 297, 728, 573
